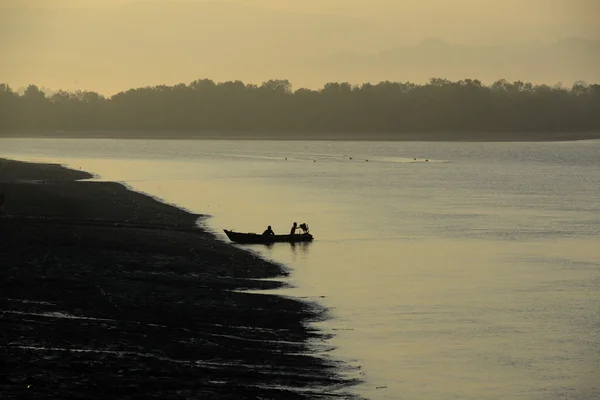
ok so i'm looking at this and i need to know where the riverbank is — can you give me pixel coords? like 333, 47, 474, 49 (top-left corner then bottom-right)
0, 158, 358, 399
2, 130, 600, 142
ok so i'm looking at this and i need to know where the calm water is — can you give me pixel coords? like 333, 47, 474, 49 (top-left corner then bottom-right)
2, 138, 599, 399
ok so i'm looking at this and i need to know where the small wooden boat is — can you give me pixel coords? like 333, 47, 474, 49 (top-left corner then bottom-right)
223, 229, 314, 244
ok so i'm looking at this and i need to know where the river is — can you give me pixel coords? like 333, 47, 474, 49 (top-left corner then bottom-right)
1, 138, 599, 399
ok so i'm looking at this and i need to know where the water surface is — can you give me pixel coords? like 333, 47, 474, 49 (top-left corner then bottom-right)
2, 138, 599, 399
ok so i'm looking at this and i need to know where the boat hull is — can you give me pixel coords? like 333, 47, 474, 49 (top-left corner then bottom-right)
223, 229, 313, 244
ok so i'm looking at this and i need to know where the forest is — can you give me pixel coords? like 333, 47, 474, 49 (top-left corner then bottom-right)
1, 78, 599, 135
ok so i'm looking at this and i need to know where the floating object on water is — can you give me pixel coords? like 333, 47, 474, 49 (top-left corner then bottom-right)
224, 229, 313, 244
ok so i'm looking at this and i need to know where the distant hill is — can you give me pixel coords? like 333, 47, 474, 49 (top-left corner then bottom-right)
318, 38, 600, 85
2, 1, 599, 92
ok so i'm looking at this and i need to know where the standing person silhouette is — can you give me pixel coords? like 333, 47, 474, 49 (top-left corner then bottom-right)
290, 222, 298, 236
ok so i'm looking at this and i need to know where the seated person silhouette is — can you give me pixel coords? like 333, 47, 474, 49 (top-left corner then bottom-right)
262, 225, 275, 236
290, 222, 298, 236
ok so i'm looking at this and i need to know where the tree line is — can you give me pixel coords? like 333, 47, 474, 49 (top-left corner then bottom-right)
1, 78, 599, 134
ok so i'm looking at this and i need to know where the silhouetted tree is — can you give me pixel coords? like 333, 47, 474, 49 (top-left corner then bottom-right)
0, 84, 19, 130
1, 78, 599, 135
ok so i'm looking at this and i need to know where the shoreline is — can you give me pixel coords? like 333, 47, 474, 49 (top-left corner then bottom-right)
0, 158, 359, 399
2, 131, 600, 142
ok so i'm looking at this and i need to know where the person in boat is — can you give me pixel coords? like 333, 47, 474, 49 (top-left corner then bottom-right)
298, 223, 310, 234
290, 222, 298, 236
262, 225, 275, 236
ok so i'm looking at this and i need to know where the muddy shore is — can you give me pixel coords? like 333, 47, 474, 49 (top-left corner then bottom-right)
0, 159, 359, 399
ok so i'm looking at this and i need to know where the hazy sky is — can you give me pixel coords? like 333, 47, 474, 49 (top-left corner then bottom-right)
243, 0, 599, 40
1, 0, 599, 93
3, 0, 598, 39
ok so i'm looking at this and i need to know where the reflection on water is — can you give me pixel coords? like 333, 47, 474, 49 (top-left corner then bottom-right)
244, 241, 311, 255
1, 138, 599, 399
289, 241, 311, 255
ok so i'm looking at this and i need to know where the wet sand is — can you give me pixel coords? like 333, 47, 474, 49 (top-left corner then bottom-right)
0, 159, 357, 399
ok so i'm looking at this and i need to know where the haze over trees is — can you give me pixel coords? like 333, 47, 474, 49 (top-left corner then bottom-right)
1, 78, 599, 136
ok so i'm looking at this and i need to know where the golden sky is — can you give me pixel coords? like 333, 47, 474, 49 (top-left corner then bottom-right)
1, 0, 598, 93
2, 0, 597, 35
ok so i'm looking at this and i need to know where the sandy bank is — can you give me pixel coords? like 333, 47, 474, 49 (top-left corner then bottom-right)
0, 159, 358, 399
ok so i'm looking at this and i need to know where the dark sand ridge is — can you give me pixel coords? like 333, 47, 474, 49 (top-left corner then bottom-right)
2, 130, 600, 141
0, 159, 360, 399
